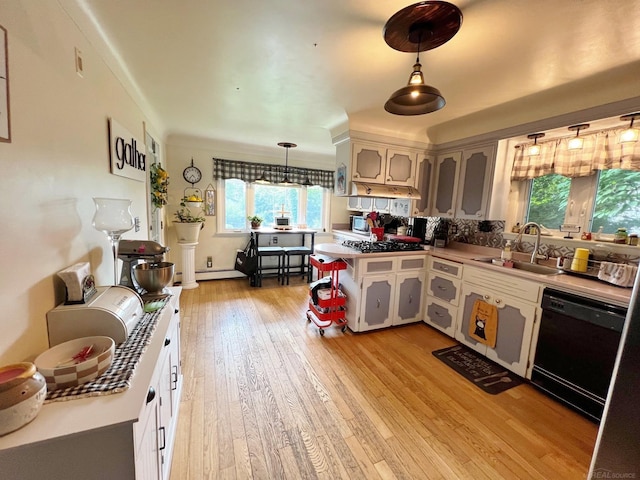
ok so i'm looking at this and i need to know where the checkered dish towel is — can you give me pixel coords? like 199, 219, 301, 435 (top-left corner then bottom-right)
45, 298, 170, 403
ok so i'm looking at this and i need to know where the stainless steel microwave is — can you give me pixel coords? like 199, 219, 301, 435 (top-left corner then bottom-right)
351, 215, 370, 235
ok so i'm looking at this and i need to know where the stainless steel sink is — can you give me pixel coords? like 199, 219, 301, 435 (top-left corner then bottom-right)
511, 261, 565, 275
471, 257, 565, 275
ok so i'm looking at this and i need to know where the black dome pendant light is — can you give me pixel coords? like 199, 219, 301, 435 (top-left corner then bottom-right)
277, 142, 297, 184
383, 1, 462, 116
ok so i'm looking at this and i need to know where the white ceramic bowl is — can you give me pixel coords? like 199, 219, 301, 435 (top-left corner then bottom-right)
34, 336, 115, 391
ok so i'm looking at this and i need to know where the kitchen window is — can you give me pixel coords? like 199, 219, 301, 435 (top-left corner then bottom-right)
213, 158, 334, 232
524, 169, 640, 234
218, 179, 329, 232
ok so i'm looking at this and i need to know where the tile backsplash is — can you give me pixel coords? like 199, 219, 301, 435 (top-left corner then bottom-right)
439, 218, 639, 265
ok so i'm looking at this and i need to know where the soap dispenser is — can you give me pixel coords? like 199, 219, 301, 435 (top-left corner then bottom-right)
501, 240, 512, 261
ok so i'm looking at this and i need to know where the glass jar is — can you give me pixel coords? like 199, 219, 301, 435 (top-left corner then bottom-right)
629, 234, 638, 246
614, 228, 629, 244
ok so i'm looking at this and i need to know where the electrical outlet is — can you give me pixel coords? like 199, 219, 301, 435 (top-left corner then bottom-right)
207, 256, 213, 268
134, 217, 140, 232
272, 236, 278, 245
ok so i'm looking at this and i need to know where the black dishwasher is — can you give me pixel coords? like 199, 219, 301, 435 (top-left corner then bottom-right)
531, 288, 627, 422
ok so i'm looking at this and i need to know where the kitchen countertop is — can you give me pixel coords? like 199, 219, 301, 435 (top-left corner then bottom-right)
315, 241, 633, 307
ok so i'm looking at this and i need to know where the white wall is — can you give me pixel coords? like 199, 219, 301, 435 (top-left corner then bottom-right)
0, 3, 160, 364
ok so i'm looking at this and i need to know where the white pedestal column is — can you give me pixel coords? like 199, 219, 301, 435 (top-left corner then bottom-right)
178, 241, 199, 289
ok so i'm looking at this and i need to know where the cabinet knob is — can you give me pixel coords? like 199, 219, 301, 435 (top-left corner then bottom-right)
495, 299, 502, 305
483, 295, 491, 301
409, 295, 413, 304
164, 338, 171, 347
376, 299, 381, 308
146, 387, 156, 404
174, 308, 179, 314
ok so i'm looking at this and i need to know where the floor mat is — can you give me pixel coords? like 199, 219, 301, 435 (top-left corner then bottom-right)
432, 344, 523, 395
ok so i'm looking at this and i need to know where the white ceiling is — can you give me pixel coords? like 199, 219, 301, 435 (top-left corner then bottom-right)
61, 0, 640, 157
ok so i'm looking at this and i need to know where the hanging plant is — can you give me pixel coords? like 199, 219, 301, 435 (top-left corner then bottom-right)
150, 163, 169, 208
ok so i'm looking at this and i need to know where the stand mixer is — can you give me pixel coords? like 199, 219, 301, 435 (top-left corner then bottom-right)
118, 240, 170, 295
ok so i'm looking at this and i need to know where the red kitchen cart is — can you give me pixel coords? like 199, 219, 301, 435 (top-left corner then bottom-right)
306, 254, 348, 336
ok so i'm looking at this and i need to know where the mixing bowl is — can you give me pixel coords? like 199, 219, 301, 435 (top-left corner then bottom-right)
133, 261, 174, 296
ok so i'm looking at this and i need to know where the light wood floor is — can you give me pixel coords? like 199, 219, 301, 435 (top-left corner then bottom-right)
170, 277, 598, 480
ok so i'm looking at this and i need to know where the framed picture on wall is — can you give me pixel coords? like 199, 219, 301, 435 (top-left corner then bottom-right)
0, 25, 11, 143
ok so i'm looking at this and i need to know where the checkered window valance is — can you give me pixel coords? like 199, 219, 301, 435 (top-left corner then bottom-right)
511, 129, 640, 181
213, 158, 334, 189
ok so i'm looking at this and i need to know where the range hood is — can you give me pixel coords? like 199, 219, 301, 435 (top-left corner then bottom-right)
350, 181, 421, 199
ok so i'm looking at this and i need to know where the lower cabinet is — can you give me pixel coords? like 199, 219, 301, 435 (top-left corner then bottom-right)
455, 267, 541, 377
0, 289, 183, 480
343, 254, 427, 332
393, 271, 426, 326
424, 257, 462, 337
135, 315, 182, 479
360, 274, 396, 331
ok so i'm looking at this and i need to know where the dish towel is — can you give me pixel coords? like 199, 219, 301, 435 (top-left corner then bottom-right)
598, 262, 638, 287
468, 299, 498, 348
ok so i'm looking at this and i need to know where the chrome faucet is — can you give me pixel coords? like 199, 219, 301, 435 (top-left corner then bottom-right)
514, 221, 542, 264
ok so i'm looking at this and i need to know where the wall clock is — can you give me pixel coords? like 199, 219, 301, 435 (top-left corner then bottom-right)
183, 158, 202, 186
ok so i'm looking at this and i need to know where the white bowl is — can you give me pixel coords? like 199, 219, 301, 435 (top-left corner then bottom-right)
34, 336, 115, 391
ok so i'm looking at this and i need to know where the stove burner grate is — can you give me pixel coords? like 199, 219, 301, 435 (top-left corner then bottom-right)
342, 240, 422, 253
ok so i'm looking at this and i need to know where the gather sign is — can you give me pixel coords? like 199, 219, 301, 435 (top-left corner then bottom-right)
108, 117, 146, 182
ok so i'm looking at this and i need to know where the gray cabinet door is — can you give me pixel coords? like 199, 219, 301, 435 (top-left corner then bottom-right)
386, 149, 416, 186
455, 289, 487, 355
425, 300, 455, 332
428, 275, 458, 304
352, 144, 386, 184
432, 151, 461, 217
413, 154, 434, 216
360, 275, 394, 331
394, 273, 424, 325
456, 144, 496, 219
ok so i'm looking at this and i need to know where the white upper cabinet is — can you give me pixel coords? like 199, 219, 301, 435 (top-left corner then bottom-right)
432, 143, 497, 219
412, 153, 435, 216
455, 144, 496, 219
351, 142, 418, 187
352, 143, 387, 184
432, 151, 462, 218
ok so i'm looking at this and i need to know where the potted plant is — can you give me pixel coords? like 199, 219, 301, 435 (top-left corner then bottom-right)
247, 215, 263, 229
174, 199, 206, 243
149, 163, 169, 209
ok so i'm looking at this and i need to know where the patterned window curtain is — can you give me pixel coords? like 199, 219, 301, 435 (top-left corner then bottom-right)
511, 129, 640, 181
213, 158, 334, 189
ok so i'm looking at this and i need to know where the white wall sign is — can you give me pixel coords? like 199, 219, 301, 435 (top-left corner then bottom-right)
108, 117, 146, 182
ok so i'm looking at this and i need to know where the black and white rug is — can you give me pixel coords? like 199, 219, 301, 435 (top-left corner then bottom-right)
432, 344, 523, 395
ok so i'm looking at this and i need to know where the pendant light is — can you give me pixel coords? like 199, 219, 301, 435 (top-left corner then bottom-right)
255, 170, 271, 184
620, 113, 640, 143
383, 1, 462, 116
567, 123, 589, 150
527, 133, 545, 156
277, 142, 296, 185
